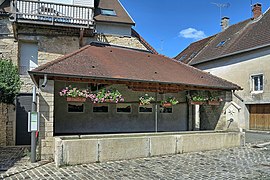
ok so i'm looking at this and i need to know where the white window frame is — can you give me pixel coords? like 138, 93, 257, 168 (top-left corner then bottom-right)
251, 74, 264, 94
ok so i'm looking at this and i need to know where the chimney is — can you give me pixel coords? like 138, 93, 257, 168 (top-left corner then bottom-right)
252, 3, 262, 19
221, 17, 230, 31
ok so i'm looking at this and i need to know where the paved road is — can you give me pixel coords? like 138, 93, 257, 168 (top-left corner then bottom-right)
0, 132, 269, 180
245, 131, 270, 145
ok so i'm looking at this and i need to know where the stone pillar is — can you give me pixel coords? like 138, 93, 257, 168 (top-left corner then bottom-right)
194, 105, 200, 130
38, 80, 54, 160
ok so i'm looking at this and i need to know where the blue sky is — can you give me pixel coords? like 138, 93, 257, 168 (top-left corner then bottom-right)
120, 0, 270, 58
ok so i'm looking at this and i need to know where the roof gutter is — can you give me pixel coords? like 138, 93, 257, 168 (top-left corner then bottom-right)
191, 42, 270, 66
28, 71, 241, 91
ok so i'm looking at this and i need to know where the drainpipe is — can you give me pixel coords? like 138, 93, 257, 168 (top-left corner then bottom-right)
155, 92, 158, 133
41, 74, 48, 88
233, 90, 244, 102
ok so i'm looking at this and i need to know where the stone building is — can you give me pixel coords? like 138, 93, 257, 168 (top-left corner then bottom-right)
175, 3, 270, 131
0, 0, 157, 146
0, 0, 244, 164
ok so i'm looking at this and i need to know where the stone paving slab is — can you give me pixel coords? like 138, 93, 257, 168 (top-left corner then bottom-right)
0, 147, 50, 179
0, 147, 24, 171
2, 146, 270, 180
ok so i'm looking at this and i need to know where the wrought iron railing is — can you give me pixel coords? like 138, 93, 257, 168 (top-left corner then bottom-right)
10, 0, 94, 28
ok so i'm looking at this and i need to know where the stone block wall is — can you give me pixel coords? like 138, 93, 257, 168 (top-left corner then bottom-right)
200, 91, 236, 131
38, 80, 54, 160
0, 103, 8, 146
0, 17, 18, 65
0, 103, 15, 146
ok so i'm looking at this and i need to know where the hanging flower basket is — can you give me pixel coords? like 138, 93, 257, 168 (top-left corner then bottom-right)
139, 94, 155, 106
208, 100, 220, 106
161, 97, 178, 107
66, 97, 87, 102
190, 100, 205, 105
162, 102, 172, 107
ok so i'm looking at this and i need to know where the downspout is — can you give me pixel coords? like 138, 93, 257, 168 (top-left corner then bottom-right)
41, 74, 48, 88
233, 90, 244, 102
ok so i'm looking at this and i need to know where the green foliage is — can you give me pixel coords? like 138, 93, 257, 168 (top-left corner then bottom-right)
161, 97, 179, 106
139, 94, 155, 105
191, 94, 207, 102
0, 59, 21, 104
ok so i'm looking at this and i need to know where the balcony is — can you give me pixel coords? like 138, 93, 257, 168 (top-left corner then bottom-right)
10, 0, 95, 29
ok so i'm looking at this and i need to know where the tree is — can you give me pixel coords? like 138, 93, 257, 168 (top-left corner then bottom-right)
0, 59, 21, 104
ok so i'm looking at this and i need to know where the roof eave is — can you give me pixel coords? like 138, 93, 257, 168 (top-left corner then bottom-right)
95, 19, 135, 26
28, 71, 241, 91
191, 42, 270, 66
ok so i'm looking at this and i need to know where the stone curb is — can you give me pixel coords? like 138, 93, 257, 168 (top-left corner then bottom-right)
244, 130, 270, 134
252, 141, 270, 148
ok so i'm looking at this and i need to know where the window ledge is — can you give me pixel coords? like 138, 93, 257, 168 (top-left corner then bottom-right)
251, 91, 263, 95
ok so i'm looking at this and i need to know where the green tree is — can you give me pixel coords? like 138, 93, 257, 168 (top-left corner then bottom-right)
0, 59, 21, 104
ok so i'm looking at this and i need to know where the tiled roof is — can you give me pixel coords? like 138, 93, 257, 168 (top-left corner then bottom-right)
174, 35, 216, 64
176, 9, 270, 65
30, 44, 241, 90
94, 0, 135, 25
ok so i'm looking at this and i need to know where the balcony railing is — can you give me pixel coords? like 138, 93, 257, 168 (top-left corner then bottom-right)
10, 0, 95, 29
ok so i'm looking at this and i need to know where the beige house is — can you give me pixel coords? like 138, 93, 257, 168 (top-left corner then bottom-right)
175, 3, 270, 131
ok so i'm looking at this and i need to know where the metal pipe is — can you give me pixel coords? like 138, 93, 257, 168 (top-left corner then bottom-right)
233, 90, 244, 102
41, 74, 48, 88
31, 86, 37, 163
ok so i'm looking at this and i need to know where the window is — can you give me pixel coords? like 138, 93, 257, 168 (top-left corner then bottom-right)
160, 106, 173, 114
178, 54, 187, 61
19, 42, 38, 75
101, 9, 117, 16
216, 40, 226, 47
139, 105, 153, 113
251, 74, 263, 92
93, 105, 109, 113
189, 52, 197, 59
117, 104, 131, 113
68, 103, 84, 113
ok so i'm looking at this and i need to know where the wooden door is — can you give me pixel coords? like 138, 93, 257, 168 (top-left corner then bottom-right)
250, 104, 270, 130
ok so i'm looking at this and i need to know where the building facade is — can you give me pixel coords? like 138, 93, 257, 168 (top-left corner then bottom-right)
0, 0, 157, 146
175, 3, 270, 131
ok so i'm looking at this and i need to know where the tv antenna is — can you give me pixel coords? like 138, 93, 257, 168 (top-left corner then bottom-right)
212, 2, 230, 19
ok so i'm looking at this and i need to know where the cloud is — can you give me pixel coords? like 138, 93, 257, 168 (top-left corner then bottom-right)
179, 28, 206, 40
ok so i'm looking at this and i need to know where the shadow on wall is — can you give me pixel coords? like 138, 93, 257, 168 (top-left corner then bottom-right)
200, 103, 226, 130
199, 91, 232, 131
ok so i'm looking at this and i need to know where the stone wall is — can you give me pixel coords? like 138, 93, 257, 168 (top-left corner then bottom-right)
0, 103, 8, 146
38, 80, 54, 160
85, 34, 148, 51
0, 103, 15, 146
54, 131, 245, 167
0, 17, 18, 65
200, 91, 239, 131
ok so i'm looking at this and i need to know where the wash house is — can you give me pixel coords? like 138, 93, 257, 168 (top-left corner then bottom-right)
29, 44, 242, 164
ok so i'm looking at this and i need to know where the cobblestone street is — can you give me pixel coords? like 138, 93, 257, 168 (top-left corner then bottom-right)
0, 145, 269, 180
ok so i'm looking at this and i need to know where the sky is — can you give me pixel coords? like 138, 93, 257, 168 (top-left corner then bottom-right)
120, 0, 270, 58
